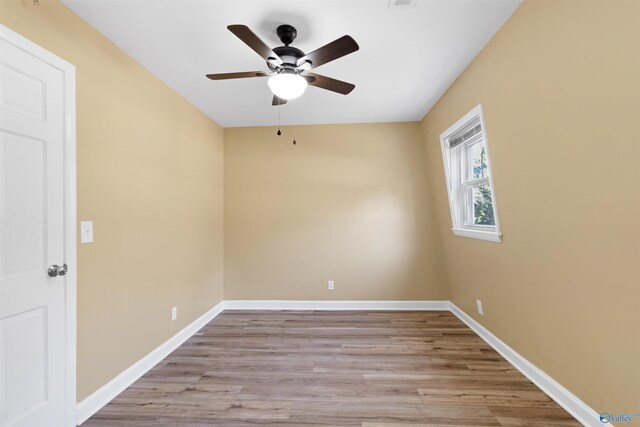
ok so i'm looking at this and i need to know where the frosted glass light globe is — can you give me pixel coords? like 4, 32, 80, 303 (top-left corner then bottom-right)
268, 71, 307, 100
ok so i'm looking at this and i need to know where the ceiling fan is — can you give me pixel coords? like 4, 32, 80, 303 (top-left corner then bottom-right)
206, 24, 359, 106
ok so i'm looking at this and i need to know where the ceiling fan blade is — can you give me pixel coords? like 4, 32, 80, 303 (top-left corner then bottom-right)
272, 95, 287, 106
206, 71, 270, 80
305, 73, 355, 95
228, 24, 283, 64
296, 35, 359, 69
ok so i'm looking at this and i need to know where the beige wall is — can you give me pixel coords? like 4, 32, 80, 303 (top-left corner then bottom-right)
0, 0, 225, 400
420, 0, 639, 413
224, 123, 448, 301
3, 0, 635, 416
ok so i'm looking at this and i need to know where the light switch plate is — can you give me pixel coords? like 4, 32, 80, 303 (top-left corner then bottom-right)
80, 221, 93, 244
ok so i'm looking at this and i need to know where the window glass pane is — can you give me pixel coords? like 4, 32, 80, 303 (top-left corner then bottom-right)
471, 183, 495, 225
440, 106, 501, 240
468, 142, 488, 180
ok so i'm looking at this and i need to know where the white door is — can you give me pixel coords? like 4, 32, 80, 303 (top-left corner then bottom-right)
0, 34, 68, 427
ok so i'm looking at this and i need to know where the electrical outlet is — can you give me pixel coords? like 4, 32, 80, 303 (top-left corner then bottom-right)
327, 280, 334, 290
171, 306, 177, 321
476, 300, 484, 316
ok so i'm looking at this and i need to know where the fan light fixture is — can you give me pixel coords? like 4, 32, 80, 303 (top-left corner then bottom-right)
268, 70, 307, 100
206, 24, 359, 106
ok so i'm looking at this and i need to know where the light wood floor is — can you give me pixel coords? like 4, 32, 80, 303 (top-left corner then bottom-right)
84, 311, 580, 426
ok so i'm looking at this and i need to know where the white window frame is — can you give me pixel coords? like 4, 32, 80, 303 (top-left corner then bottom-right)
439, 105, 502, 243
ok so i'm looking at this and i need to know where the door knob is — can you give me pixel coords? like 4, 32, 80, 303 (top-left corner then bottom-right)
48, 264, 68, 277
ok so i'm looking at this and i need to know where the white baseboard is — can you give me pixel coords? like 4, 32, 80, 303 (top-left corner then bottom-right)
76, 299, 600, 427
223, 300, 450, 311
449, 302, 600, 427
76, 301, 225, 425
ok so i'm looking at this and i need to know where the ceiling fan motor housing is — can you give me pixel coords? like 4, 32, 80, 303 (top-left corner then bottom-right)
270, 46, 305, 69
277, 24, 297, 45
266, 25, 308, 71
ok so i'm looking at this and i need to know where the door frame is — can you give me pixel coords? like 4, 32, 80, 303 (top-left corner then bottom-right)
0, 24, 77, 427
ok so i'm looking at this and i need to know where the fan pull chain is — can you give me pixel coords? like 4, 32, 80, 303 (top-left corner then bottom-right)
292, 99, 297, 145
276, 98, 282, 136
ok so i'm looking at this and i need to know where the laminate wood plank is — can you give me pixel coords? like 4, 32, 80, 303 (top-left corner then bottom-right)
363, 423, 485, 427
489, 405, 584, 426
236, 384, 424, 404
362, 423, 429, 427
196, 371, 366, 388
93, 400, 292, 420
286, 401, 502, 426
418, 388, 558, 407
287, 401, 427, 426
123, 382, 243, 397
83, 311, 580, 426
311, 362, 473, 376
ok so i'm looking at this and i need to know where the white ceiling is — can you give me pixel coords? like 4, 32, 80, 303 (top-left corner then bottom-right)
62, 0, 521, 128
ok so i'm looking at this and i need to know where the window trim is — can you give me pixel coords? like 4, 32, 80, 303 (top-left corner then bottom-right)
439, 105, 502, 243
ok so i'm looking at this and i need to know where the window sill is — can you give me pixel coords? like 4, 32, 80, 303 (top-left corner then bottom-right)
452, 228, 502, 243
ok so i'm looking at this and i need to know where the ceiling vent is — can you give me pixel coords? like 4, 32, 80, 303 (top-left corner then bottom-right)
388, 0, 417, 9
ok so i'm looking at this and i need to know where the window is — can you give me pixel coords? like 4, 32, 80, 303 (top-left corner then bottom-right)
439, 105, 501, 242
